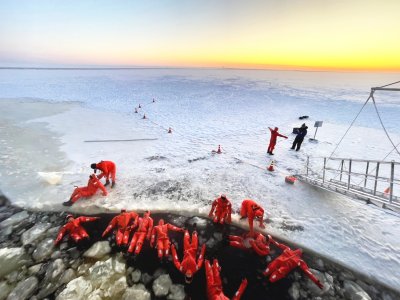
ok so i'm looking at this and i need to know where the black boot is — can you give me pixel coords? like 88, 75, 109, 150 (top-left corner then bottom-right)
104, 180, 110, 187
63, 200, 73, 206
111, 181, 116, 188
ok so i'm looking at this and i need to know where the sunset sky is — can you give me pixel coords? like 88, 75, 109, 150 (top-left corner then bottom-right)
1, 0, 399, 71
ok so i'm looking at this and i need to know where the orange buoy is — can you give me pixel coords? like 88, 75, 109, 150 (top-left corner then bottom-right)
285, 176, 296, 184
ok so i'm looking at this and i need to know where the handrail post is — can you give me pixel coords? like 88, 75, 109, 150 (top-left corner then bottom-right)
339, 159, 344, 181
374, 162, 380, 195
347, 159, 352, 190
323, 157, 326, 183
306, 156, 309, 176
389, 161, 394, 203
364, 161, 369, 188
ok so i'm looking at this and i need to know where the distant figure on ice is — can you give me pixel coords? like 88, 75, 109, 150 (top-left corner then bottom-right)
63, 174, 107, 206
171, 229, 206, 283
240, 199, 265, 234
205, 258, 248, 300
128, 211, 153, 255
208, 194, 232, 224
102, 209, 139, 246
268, 127, 287, 155
150, 219, 185, 259
228, 232, 273, 256
54, 214, 99, 245
291, 123, 308, 151
91, 160, 117, 188
263, 240, 323, 289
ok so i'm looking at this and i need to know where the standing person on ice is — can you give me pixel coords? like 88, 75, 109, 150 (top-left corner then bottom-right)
91, 160, 117, 188
63, 174, 107, 206
268, 127, 288, 155
240, 199, 266, 234
291, 123, 308, 151
208, 194, 232, 224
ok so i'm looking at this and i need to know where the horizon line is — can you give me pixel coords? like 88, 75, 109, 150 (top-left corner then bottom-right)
1, 66, 400, 73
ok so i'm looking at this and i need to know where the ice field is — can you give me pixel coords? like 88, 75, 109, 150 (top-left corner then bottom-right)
0, 68, 399, 289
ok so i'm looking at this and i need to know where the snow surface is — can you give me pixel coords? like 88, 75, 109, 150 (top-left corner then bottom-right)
0, 69, 400, 289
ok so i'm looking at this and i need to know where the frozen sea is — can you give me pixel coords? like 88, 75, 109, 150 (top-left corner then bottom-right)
0, 68, 400, 289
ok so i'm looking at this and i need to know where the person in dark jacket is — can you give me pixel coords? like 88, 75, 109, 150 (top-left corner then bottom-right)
291, 123, 308, 151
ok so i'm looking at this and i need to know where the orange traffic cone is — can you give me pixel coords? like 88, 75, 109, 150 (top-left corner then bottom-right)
217, 145, 222, 154
168, 127, 172, 133
267, 160, 275, 172
142, 114, 146, 119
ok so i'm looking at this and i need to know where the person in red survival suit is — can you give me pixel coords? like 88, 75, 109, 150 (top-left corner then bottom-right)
209, 194, 232, 225
171, 229, 206, 283
267, 127, 288, 155
127, 211, 153, 255
91, 160, 117, 188
263, 239, 323, 289
63, 174, 108, 206
205, 258, 248, 300
228, 232, 273, 256
240, 199, 265, 235
102, 209, 139, 246
54, 214, 99, 245
150, 219, 185, 259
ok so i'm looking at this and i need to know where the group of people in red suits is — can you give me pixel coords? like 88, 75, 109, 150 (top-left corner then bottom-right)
55, 191, 323, 299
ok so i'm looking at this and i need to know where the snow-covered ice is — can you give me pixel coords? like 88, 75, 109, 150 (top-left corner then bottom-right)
0, 68, 399, 289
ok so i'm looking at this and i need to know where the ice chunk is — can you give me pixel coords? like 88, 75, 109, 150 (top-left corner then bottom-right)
129, 269, 141, 283
152, 274, 172, 297
0, 281, 13, 300
122, 285, 151, 300
56, 277, 93, 300
37, 172, 63, 185
0, 247, 30, 278
343, 280, 371, 300
168, 284, 186, 300
59, 269, 76, 285
0, 211, 29, 228
32, 238, 55, 262
21, 223, 51, 245
7, 276, 38, 300
83, 241, 111, 259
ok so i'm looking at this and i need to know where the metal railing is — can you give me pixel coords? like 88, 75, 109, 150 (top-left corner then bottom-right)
303, 156, 400, 211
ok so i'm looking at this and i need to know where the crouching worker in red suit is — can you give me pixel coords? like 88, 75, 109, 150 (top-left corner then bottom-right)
150, 219, 185, 259
54, 214, 99, 245
229, 232, 273, 256
205, 259, 248, 300
128, 211, 153, 255
209, 194, 232, 225
240, 199, 265, 234
268, 127, 287, 155
171, 230, 206, 283
63, 174, 107, 206
263, 240, 323, 289
91, 160, 117, 188
102, 209, 139, 246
